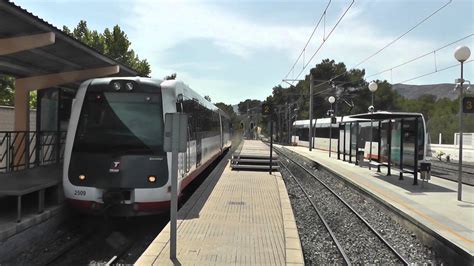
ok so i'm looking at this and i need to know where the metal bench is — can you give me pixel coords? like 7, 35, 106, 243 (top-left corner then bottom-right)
0, 165, 62, 222
369, 161, 389, 173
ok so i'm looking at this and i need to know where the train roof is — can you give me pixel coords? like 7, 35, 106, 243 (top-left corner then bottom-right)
160, 79, 220, 112
293, 116, 365, 127
89, 77, 163, 87
350, 111, 424, 120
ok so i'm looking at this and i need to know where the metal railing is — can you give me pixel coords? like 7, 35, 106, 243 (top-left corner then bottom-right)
0, 131, 66, 173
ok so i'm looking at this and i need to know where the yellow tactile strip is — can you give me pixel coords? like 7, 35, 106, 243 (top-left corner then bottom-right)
136, 158, 304, 265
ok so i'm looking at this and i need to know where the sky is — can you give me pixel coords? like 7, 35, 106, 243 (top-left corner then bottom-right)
12, 0, 474, 105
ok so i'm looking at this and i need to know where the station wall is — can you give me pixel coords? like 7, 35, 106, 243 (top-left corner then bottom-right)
0, 106, 36, 131
429, 144, 474, 163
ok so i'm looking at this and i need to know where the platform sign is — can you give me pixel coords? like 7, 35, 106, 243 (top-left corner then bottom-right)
262, 103, 273, 115
164, 113, 188, 152
463, 97, 474, 113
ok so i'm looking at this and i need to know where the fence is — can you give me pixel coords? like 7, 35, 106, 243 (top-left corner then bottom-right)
0, 131, 66, 173
454, 133, 474, 147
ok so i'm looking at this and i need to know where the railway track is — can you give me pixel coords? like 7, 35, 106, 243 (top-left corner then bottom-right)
429, 160, 474, 185
276, 146, 410, 265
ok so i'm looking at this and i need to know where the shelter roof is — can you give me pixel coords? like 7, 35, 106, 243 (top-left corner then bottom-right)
349, 111, 423, 120
0, 1, 137, 79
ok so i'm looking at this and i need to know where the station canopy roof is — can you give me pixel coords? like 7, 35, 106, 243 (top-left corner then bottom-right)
349, 111, 423, 120
0, 1, 137, 82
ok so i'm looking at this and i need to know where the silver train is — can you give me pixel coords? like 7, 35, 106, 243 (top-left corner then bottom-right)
63, 77, 232, 215
291, 112, 427, 167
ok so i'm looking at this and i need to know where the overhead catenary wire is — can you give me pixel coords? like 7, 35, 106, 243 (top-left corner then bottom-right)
353, 0, 453, 68
395, 59, 473, 84
283, 0, 332, 82
291, 0, 355, 85
365, 33, 473, 79
309, 0, 453, 92
325, 34, 474, 89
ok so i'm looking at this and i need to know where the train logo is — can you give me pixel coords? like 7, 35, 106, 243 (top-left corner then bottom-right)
109, 161, 121, 173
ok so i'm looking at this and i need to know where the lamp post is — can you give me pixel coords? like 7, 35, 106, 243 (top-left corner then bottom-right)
454, 45, 471, 201
309, 74, 314, 151
328, 96, 336, 157
368, 81, 378, 170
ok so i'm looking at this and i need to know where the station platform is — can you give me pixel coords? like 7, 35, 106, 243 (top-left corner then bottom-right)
136, 140, 303, 265
285, 145, 474, 261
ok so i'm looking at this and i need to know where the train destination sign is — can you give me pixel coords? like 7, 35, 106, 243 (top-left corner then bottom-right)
463, 97, 474, 113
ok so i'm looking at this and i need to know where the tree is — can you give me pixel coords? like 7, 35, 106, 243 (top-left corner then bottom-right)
238, 99, 262, 114
64, 20, 151, 76
0, 76, 14, 106
0, 20, 151, 110
215, 102, 239, 128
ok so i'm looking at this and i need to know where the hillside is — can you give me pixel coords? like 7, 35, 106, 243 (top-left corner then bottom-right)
392, 83, 459, 100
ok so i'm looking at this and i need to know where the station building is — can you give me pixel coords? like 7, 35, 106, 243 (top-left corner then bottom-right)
0, 0, 140, 247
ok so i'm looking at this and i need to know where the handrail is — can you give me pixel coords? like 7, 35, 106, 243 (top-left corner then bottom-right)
0, 131, 66, 173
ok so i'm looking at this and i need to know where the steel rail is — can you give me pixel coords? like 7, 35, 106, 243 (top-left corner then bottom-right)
276, 146, 410, 265
279, 158, 351, 265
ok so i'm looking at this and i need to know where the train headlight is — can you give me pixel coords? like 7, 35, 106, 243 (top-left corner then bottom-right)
79, 174, 86, 181
112, 81, 121, 91
148, 175, 157, 183
125, 82, 134, 91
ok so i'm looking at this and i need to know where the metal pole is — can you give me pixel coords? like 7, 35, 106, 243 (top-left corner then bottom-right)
329, 103, 333, 157
309, 74, 313, 151
369, 92, 374, 170
414, 117, 419, 185
343, 124, 346, 161
288, 106, 291, 144
399, 119, 404, 180
337, 123, 341, 160
387, 120, 392, 176
349, 122, 353, 163
270, 112, 274, 175
170, 147, 178, 259
458, 62, 464, 201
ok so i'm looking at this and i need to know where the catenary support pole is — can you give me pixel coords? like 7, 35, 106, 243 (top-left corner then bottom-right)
309, 74, 313, 151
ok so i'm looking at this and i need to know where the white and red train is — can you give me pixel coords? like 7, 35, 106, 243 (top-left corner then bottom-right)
63, 77, 231, 215
291, 113, 428, 167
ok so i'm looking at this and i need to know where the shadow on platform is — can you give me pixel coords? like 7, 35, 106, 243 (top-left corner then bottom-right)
373, 172, 455, 193
178, 156, 229, 221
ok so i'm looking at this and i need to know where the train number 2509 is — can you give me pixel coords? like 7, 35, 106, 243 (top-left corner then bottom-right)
74, 190, 86, 196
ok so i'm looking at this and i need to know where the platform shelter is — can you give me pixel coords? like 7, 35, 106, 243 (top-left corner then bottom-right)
336, 112, 426, 185
0, 0, 139, 243
0, 0, 138, 172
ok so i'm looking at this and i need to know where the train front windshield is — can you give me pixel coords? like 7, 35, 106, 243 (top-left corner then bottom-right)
73, 92, 164, 154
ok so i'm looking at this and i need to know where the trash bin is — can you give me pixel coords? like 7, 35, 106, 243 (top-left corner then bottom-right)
420, 162, 431, 181
356, 150, 365, 166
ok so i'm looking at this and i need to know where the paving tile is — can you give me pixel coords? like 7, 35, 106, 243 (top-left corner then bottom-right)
136, 140, 304, 265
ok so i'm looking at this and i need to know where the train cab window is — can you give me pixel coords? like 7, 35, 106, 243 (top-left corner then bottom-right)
73, 92, 164, 154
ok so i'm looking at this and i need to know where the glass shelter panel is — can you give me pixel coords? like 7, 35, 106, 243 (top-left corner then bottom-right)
351, 123, 358, 161
344, 123, 351, 155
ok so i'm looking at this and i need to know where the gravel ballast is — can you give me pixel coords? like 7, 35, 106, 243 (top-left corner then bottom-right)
278, 147, 446, 265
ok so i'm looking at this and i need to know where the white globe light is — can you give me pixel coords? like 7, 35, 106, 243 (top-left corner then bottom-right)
368, 81, 378, 92
454, 46, 471, 62
328, 96, 336, 104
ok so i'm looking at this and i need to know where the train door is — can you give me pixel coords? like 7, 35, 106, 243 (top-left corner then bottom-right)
195, 104, 202, 167
219, 113, 223, 152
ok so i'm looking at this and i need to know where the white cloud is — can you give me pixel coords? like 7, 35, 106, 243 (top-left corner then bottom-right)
125, 0, 312, 62
123, 0, 468, 102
